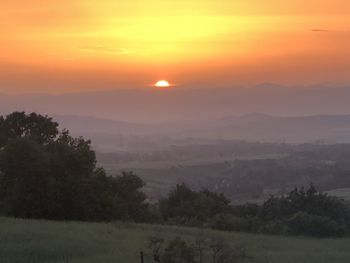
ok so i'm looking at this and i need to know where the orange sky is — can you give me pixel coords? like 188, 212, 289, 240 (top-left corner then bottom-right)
1, 0, 350, 93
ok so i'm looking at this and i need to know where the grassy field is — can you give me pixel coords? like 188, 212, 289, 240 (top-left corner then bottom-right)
100, 153, 288, 201
0, 217, 349, 263
326, 188, 350, 201
101, 153, 288, 171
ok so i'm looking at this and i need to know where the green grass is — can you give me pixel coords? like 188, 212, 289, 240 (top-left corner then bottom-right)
0, 217, 349, 263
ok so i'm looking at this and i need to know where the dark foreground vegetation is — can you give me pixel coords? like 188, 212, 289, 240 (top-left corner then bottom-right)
148, 234, 256, 263
1, 112, 350, 238
2, 217, 350, 263
0, 112, 149, 221
160, 184, 350, 237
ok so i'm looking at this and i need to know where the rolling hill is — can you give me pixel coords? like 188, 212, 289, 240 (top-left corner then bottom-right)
0, 217, 349, 263
50, 113, 350, 152
1, 84, 350, 123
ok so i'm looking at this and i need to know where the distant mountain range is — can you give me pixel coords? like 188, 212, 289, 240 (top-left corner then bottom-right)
2, 84, 350, 151
37, 113, 350, 152
53, 115, 147, 135
188, 114, 350, 143
1, 84, 350, 122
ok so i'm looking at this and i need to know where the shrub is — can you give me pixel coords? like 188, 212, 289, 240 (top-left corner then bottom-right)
258, 219, 288, 235
287, 212, 346, 237
210, 214, 258, 232
159, 184, 230, 223
162, 237, 196, 263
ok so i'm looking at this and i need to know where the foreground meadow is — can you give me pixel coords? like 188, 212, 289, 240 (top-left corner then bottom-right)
0, 217, 349, 263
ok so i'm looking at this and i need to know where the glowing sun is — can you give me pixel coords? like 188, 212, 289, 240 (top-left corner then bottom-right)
155, 80, 170, 87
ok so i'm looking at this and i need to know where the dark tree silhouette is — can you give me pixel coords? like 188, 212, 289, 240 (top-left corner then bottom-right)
0, 112, 148, 221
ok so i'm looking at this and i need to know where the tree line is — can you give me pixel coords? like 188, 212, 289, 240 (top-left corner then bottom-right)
1, 112, 350, 237
159, 184, 350, 237
0, 112, 149, 221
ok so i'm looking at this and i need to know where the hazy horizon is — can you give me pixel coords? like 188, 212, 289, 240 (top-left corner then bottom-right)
1, 83, 350, 123
2, 2, 350, 260
2, 1, 350, 94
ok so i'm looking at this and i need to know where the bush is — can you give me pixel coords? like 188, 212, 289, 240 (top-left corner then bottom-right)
287, 212, 346, 237
258, 219, 288, 235
216, 245, 247, 263
159, 184, 230, 223
258, 186, 350, 237
159, 184, 350, 237
210, 214, 258, 232
162, 237, 195, 263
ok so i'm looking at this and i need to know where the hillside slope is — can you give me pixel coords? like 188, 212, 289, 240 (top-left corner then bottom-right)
0, 217, 349, 263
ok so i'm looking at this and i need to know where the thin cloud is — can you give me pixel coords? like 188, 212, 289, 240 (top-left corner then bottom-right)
117, 48, 136, 55
311, 29, 333, 33
79, 46, 136, 55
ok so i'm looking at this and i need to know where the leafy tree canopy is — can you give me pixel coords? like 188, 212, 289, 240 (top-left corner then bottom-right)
0, 112, 148, 221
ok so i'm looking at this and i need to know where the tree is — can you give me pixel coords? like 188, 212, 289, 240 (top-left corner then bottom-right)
159, 184, 198, 221
112, 171, 148, 221
0, 112, 149, 221
159, 184, 230, 225
259, 185, 350, 236
0, 137, 51, 218
45, 130, 98, 220
0, 112, 58, 147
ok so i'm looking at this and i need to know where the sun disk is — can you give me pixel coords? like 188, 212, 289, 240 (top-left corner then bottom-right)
155, 80, 170, 87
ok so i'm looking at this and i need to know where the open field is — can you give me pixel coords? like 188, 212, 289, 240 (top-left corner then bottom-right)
100, 153, 288, 171
100, 153, 288, 201
327, 188, 350, 201
0, 217, 349, 263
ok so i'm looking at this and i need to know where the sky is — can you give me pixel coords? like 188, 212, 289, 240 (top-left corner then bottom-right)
1, 0, 350, 93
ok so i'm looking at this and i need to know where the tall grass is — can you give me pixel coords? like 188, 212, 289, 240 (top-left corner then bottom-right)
0, 217, 349, 263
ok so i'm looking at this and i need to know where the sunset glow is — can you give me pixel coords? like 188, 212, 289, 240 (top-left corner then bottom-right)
1, 1, 350, 93
155, 80, 171, 88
